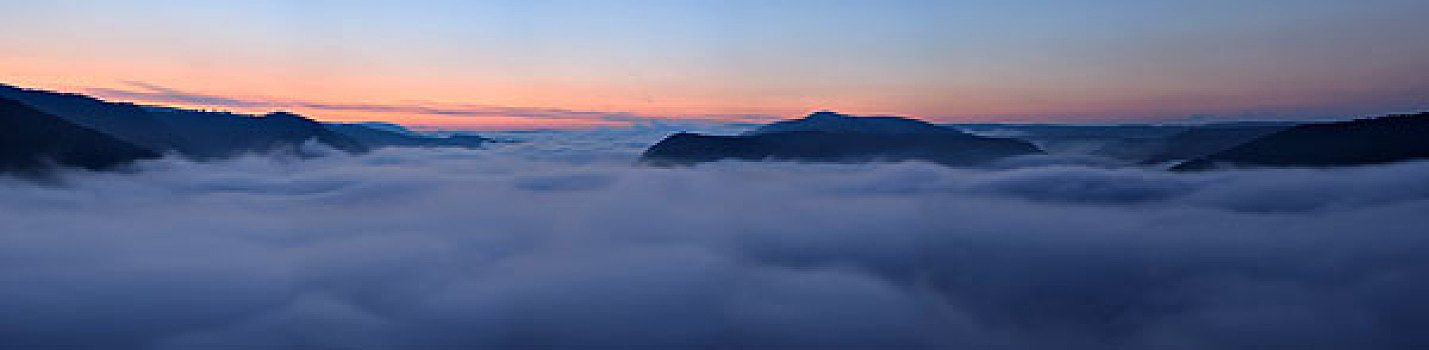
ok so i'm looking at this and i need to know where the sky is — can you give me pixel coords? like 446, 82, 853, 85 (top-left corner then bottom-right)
2, 0, 1427, 129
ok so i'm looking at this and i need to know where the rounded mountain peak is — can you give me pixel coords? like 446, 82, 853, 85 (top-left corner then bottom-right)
806, 111, 851, 119
746, 111, 969, 136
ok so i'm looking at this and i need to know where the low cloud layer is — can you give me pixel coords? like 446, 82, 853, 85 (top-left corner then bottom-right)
2, 132, 1427, 349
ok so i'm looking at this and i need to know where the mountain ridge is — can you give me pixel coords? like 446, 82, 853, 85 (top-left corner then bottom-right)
1174, 112, 1429, 170
0, 97, 160, 174
747, 111, 971, 135
642, 112, 1042, 166
0, 83, 492, 159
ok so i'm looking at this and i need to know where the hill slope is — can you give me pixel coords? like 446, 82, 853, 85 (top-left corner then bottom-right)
0, 84, 188, 152
642, 112, 1042, 166
151, 110, 369, 158
1141, 124, 1290, 165
749, 111, 968, 135
0, 97, 159, 174
1175, 113, 1429, 170
0, 83, 371, 158
325, 123, 489, 149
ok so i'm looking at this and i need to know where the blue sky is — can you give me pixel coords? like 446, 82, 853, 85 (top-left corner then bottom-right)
2, 0, 1427, 128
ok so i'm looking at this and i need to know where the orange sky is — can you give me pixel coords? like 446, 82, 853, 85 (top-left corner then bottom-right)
3, 1, 1427, 129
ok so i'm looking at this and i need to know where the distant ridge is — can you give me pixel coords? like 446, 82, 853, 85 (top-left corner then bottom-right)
0, 83, 367, 157
642, 111, 1042, 166
1175, 112, 1429, 170
151, 109, 370, 157
0, 83, 492, 159
951, 122, 1297, 164
325, 123, 490, 149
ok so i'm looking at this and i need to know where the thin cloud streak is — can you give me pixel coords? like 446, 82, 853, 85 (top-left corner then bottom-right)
86, 81, 779, 126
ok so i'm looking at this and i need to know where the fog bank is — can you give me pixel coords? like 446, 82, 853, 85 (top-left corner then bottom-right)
2, 132, 1427, 349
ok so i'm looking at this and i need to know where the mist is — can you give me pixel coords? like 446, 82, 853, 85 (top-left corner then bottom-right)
2, 130, 1427, 349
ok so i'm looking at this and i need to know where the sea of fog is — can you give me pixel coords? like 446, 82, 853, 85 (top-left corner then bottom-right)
2, 125, 1427, 349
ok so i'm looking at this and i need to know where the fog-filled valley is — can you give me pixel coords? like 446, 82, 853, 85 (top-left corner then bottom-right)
4, 125, 1428, 349
7, 0, 1429, 347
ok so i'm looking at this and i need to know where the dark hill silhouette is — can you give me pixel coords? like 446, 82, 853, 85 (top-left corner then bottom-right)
641, 112, 1042, 166
325, 123, 489, 149
0, 97, 159, 174
342, 122, 412, 134
149, 109, 369, 158
1174, 112, 1429, 170
750, 111, 968, 135
0, 84, 190, 152
0, 83, 432, 158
